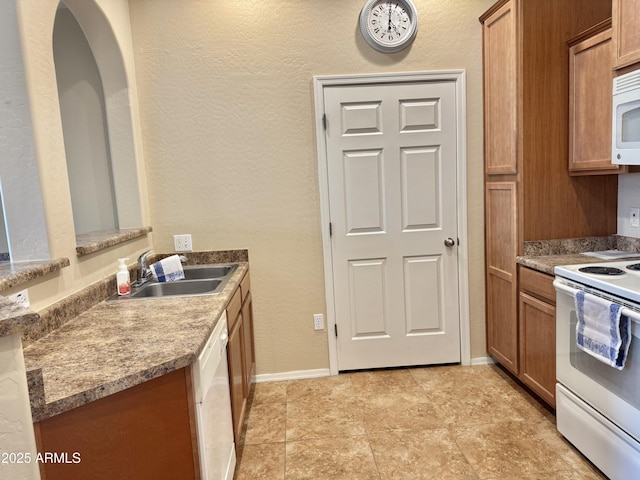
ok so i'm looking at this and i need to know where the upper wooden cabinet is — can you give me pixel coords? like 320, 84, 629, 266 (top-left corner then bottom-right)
483, 1, 517, 175
613, 0, 640, 69
568, 21, 624, 175
480, 0, 617, 243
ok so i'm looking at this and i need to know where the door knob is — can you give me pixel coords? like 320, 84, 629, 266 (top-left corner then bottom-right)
444, 237, 456, 247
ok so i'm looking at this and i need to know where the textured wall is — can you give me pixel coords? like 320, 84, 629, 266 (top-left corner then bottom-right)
618, 173, 640, 238
6, 0, 152, 312
0, 334, 40, 479
129, 0, 494, 373
0, 0, 49, 262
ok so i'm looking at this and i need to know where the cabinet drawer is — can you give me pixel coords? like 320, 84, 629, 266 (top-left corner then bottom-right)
519, 267, 555, 305
226, 287, 242, 330
240, 271, 251, 303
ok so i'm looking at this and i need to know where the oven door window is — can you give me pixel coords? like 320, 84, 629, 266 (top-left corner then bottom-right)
569, 310, 640, 410
617, 100, 640, 147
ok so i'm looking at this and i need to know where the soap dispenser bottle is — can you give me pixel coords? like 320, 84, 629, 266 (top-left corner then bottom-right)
117, 258, 131, 296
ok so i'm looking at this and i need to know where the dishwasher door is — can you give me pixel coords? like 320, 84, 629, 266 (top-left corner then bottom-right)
193, 311, 236, 480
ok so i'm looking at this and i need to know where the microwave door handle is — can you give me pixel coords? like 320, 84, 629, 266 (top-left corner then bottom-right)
553, 280, 640, 324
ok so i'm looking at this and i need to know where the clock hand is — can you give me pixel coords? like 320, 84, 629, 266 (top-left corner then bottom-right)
388, 2, 392, 32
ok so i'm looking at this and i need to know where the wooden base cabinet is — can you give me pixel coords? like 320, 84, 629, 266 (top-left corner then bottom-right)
518, 267, 557, 407
35, 368, 199, 480
226, 270, 255, 449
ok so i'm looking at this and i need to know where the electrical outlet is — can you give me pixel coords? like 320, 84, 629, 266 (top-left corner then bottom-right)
9, 289, 30, 309
313, 313, 324, 330
173, 234, 193, 252
631, 208, 640, 228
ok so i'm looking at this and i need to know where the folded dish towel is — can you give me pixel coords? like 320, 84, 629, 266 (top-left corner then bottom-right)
574, 290, 631, 370
150, 255, 185, 283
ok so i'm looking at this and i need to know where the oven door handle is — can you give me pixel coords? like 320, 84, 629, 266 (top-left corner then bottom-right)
554, 279, 640, 323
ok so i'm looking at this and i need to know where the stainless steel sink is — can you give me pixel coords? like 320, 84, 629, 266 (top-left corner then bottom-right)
182, 264, 236, 280
131, 279, 222, 298
107, 263, 238, 300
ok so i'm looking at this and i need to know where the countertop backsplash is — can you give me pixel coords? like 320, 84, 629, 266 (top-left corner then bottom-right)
0, 249, 249, 346
519, 236, 640, 275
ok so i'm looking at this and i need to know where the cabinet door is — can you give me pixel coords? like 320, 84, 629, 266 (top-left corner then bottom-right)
485, 181, 518, 374
519, 292, 556, 407
613, 0, 640, 69
569, 27, 622, 175
36, 369, 197, 480
482, 0, 518, 175
227, 314, 246, 444
242, 292, 255, 393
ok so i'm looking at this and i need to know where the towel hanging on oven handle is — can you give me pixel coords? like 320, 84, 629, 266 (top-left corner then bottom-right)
553, 280, 640, 324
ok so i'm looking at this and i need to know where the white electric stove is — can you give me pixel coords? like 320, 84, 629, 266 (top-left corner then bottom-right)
554, 259, 640, 479
555, 260, 640, 303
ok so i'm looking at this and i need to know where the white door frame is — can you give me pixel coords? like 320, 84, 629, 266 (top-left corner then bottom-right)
313, 71, 471, 375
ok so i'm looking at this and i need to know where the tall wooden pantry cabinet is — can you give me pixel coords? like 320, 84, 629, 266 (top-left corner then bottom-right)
480, 0, 617, 406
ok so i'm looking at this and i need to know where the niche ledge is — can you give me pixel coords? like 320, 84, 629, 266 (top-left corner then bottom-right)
0, 258, 70, 292
75, 227, 153, 256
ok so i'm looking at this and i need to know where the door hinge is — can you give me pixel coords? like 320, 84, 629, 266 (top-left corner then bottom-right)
322, 114, 327, 130
329, 222, 333, 237
334, 323, 338, 337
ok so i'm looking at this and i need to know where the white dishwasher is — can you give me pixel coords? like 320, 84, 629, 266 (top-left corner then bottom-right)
192, 311, 236, 480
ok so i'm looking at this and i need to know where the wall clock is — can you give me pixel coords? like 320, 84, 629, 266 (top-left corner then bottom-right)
359, 0, 419, 53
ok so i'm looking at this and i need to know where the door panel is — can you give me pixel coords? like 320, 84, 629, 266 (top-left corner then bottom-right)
324, 81, 460, 371
348, 259, 388, 338
403, 256, 442, 333
344, 150, 385, 234
401, 147, 440, 230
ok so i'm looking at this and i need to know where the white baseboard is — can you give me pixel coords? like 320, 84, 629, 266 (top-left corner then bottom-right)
255, 368, 332, 383
471, 356, 495, 366
255, 361, 496, 383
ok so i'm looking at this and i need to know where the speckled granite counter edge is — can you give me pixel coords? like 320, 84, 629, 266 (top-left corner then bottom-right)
0, 257, 70, 292
75, 226, 152, 256
30, 357, 192, 422
0, 296, 41, 338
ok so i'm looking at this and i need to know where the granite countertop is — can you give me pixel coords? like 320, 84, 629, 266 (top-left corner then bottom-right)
0, 296, 41, 338
515, 253, 631, 275
22, 262, 248, 422
516, 236, 640, 275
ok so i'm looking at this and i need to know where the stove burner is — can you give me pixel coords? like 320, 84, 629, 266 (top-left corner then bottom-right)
578, 266, 626, 276
626, 263, 640, 271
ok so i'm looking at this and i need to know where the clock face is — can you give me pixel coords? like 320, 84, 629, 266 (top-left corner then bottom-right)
359, 0, 418, 53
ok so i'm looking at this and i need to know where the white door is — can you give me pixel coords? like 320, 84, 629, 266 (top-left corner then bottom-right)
323, 81, 460, 371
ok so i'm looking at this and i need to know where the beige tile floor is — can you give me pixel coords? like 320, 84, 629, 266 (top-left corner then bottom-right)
233, 364, 607, 480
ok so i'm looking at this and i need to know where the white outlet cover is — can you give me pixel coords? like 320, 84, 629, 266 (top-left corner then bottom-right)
173, 234, 193, 252
9, 289, 30, 308
631, 208, 640, 228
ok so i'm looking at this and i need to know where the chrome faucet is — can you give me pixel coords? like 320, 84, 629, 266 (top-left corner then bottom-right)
134, 249, 153, 287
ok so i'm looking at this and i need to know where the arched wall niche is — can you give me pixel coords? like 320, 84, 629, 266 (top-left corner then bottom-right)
57, 0, 144, 231
13, 0, 147, 261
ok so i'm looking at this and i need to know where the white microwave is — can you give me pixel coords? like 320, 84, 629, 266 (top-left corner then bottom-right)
613, 69, 640, 165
